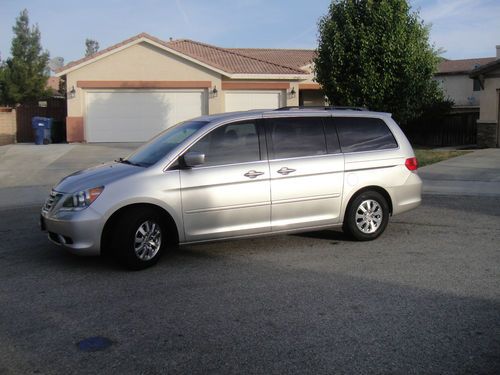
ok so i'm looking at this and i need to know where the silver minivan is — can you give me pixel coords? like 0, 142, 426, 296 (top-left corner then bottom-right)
41, 107, 422, 269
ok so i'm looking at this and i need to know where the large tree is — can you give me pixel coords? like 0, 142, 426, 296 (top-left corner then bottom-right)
85, 39, 99, 57
314, 0, 445, 123
0, 9, 50, 105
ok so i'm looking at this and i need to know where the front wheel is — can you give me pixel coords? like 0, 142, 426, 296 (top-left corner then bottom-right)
343, 191, 389, 241
112, 208, 167, 270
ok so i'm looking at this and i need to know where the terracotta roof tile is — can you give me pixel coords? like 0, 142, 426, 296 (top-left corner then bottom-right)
165, 39, 307, 75
437, 57, 496, 74
470, 58, 500, 76
228, 48, 315, 70
57, 33, 307, 76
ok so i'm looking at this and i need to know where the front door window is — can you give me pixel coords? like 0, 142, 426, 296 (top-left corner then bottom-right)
189, 122, 261, 166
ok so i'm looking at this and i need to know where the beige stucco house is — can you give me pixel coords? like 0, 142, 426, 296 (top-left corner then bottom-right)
435, 57, 496, 110
470, 46, 500, 147
55, 33, 324, 142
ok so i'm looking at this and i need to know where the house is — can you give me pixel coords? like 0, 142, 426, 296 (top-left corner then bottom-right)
435, 57, 496, 110
55, 33, 322, 143
470, 46, 500, 147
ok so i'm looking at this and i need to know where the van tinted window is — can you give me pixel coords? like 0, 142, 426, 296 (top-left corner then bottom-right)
267, 117, 327, 159
335, 117, 398, 153
189, 121, 260, 166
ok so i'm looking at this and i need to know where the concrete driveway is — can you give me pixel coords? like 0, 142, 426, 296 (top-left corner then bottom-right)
0, 143, 140, 208
419, 148, 500, 197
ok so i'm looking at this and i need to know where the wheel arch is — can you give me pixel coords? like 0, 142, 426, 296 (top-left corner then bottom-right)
342, 185, 393, 223
100, 203, 180, 254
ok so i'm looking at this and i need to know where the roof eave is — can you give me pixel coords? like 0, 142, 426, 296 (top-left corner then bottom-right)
55, 35, 309, 79
55, 36, 231, 78
228, 73, 309, 80
435, 71, 472, 76
469, 60, 500, 78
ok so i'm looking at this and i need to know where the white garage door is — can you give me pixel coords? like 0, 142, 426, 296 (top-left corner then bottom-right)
225, 91, 284, 112
86, 90, 206, 142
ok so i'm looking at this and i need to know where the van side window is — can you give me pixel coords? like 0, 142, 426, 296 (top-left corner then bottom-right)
267, 117, 327, 159
189, 121, 260, 166
335, 117, 398, 153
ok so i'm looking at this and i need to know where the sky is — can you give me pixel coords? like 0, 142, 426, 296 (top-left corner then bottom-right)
0, 0, 499, 65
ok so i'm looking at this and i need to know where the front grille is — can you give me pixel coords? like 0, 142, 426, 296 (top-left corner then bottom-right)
42, 190, 63, 213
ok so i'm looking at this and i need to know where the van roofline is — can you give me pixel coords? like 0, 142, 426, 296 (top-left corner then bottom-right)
196, 107, 392, 123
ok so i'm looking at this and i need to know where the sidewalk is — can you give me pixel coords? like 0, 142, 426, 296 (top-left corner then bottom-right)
418, 148, 500, 197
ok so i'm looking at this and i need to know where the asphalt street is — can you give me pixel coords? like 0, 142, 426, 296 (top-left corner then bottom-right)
0, 194, 499, 374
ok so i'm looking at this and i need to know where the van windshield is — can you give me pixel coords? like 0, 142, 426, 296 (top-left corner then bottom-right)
124, 120, 208, 167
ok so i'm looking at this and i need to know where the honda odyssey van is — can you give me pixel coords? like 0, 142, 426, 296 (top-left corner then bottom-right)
40, 107, 422, 269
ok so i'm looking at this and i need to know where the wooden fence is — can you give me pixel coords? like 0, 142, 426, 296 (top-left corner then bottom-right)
401, 111, 478, 147
16, 98, 67, 143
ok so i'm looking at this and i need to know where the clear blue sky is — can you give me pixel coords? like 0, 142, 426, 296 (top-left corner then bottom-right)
1, 0, 499, 64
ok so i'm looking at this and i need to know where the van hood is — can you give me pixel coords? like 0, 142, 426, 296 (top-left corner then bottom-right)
54, 162, 143, 193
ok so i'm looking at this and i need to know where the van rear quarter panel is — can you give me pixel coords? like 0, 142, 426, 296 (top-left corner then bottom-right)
341, 149, 409, 220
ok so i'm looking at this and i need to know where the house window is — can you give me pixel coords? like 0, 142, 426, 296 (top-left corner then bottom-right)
473, 78, 482, 91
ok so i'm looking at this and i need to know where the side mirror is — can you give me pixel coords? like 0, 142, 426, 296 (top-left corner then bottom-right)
183, 151, 205, 167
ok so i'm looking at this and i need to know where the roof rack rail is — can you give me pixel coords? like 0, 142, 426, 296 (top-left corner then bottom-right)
275, 106, 368, 111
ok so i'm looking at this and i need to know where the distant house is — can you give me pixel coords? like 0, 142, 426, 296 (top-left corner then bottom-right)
470, 46, 500, 147
47, 76, 60, 94
434, 48, 500, 148
435, 57, 496, 110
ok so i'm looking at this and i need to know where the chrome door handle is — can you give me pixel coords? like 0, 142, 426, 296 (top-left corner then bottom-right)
277, 167, 296, 175
244, 170, 264, 179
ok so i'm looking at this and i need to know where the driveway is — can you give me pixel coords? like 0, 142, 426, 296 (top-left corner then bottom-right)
419, 148, 500, 197
0, 143, 140, 208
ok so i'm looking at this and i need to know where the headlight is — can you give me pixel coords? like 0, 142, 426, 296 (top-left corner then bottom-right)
60, 186, 104, 211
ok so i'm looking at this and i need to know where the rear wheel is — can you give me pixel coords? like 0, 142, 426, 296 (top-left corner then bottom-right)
343, 191, 389, 241
112, 208, 167, 270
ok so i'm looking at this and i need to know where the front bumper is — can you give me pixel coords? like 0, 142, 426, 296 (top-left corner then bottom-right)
41, 205, 104, 256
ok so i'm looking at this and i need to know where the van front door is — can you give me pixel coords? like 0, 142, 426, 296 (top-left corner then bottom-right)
179, 121, 271, 242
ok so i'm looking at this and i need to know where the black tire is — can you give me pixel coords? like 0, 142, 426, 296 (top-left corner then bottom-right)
111, 207, 167, 270
343, 191, 389, 241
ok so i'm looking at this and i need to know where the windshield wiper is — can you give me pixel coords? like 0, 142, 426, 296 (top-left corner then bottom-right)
116, 157, 143, 167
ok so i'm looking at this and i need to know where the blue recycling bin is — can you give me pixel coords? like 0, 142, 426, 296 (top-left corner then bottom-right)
32, 117, 53, 145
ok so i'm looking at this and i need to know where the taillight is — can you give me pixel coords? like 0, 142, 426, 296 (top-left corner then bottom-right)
405, 157, 418, 171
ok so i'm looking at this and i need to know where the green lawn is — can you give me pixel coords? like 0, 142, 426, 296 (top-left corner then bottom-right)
414, 149, 471, 167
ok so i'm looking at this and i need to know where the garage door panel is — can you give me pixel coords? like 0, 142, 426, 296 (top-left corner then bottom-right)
86, 90, 205, 142
225, 91, 284, 112
171, 92, 205, 124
